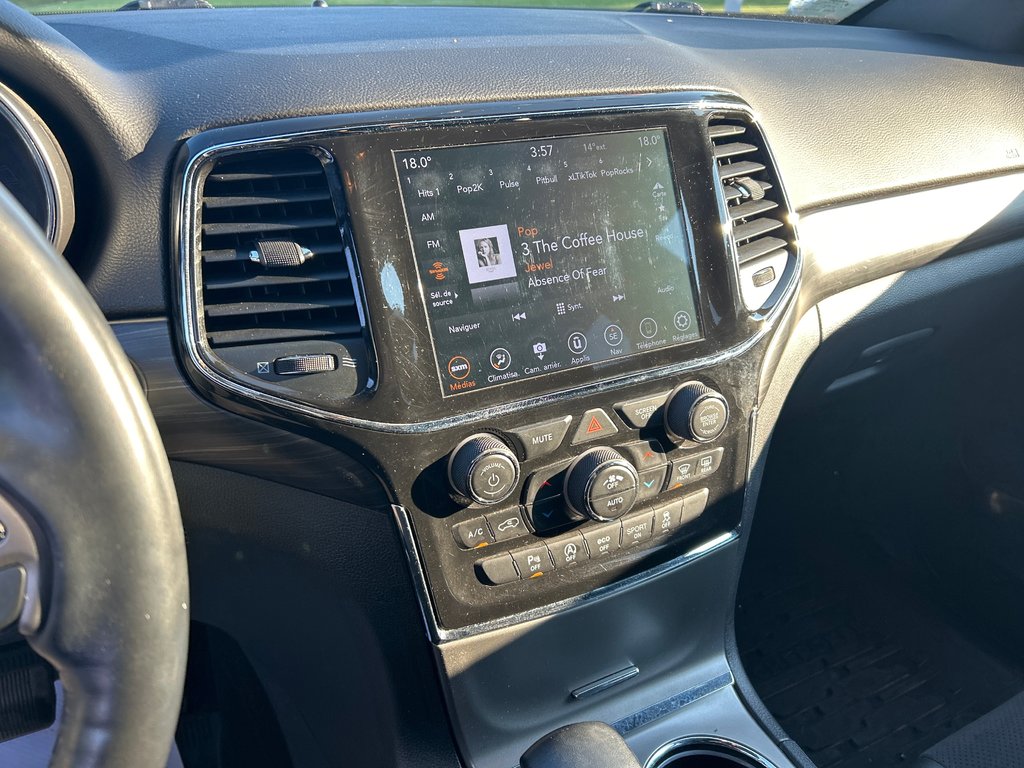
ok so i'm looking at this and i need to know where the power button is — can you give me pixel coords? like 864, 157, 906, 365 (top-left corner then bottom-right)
448, 434, 522, 505
469, 455, 519, 503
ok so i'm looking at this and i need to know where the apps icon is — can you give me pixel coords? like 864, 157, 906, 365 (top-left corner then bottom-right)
567, 332, 588, 354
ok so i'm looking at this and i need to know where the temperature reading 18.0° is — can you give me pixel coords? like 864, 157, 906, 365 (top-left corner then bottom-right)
401, 155, 432, 170
637, 134, 660, 147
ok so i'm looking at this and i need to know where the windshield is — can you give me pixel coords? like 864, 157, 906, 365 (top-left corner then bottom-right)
16, 0, 872, 18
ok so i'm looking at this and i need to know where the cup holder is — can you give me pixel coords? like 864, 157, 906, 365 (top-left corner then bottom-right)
648, 737, 776, 768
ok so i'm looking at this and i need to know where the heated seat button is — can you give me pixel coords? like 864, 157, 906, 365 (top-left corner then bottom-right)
484, 508, 528, 542
508, 416, 573, 460
583, 522, 622, 559
511, 545, 553, 580
476, 554, 520, 586
547, 533, 588, 569
571, 408, 619, 445
620, 511, 655, 547
452, 516, 495, 549
615, 392, 669, 429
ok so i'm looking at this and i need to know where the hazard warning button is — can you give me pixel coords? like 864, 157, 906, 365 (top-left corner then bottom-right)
570, 408, 620, 446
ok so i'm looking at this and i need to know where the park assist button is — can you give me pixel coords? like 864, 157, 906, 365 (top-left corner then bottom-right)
571, 408, 619, 445
511, 544, 552, 580
615, 392, 669, 429
509, 416, 573, 460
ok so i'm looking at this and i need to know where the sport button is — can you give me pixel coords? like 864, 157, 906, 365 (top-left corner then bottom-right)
571, 408, 619, 445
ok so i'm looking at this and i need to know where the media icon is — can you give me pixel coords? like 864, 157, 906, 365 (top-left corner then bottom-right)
604, 324, 623, 347
447, 355, 472, 380
489, 347, 512, 371
674, 311, 692, 332
532, 342, 548, 361
639, 317, 659, 339
567, 332, 588, 355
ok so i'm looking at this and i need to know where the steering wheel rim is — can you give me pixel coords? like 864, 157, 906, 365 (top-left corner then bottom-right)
0, 183, 188, 767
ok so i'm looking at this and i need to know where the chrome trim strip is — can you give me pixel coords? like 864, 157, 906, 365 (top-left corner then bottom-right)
645, 734, 780, 768
572, 664, 641, 700
0, 81, 75, 252
393, 499, 739, 643
176, 94, 803, 434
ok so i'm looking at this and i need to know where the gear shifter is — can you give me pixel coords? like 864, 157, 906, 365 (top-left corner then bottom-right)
520, 722, 643, 768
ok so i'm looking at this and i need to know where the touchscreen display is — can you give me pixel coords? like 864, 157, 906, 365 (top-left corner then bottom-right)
394, 128, 702, 397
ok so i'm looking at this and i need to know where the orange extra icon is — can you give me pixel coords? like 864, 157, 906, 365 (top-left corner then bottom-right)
428, 261, 449, 281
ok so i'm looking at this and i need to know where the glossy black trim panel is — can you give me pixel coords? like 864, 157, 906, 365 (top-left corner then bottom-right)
173, 92, 801, 433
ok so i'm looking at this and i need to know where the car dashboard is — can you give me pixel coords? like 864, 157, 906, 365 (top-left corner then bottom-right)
1, 5, 1023, 768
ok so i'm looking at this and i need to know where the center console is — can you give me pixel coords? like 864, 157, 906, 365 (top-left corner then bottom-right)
172, 91, 801, 767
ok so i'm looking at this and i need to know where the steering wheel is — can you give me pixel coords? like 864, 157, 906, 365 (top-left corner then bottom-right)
0, 183, 188, 766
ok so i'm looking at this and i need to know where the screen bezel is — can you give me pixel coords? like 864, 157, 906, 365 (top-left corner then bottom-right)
391, 127, 706, 399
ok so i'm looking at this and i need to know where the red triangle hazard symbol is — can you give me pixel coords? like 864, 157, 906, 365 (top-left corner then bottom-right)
586, 416, 603, 434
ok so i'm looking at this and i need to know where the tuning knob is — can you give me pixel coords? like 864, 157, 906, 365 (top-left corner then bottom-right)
448, 434, 521, 505
664, 381, 730, 444
563, 447, 640, 522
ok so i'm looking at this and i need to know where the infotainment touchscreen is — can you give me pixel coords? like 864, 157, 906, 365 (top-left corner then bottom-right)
394, 128, 702, 397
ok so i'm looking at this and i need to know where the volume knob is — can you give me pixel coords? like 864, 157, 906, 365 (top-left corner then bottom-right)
664, 381, 730, 444
448, 434, 521, 505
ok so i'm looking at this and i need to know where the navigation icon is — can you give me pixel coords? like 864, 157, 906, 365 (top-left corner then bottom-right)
604, 324, 623, 347
567, 332, 588, 355
489, 347, 512, 371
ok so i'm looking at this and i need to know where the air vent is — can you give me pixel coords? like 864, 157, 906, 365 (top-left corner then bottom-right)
198, 149, 360, 348
709, 116, 796, 312
192, 147, 369, 403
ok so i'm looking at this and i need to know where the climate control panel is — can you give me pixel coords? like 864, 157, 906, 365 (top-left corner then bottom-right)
430, 381, 737, 597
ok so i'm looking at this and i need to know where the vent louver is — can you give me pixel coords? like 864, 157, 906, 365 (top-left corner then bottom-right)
197, 149, 360, 349
709, 117, 795, 311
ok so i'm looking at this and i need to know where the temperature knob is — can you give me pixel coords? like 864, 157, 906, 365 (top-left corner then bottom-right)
563, 447, 640, 522
448, 434, 521, 505
664, 381, 730, 444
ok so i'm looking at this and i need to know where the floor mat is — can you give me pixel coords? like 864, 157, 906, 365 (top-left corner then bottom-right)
737, 526, 1024, 768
